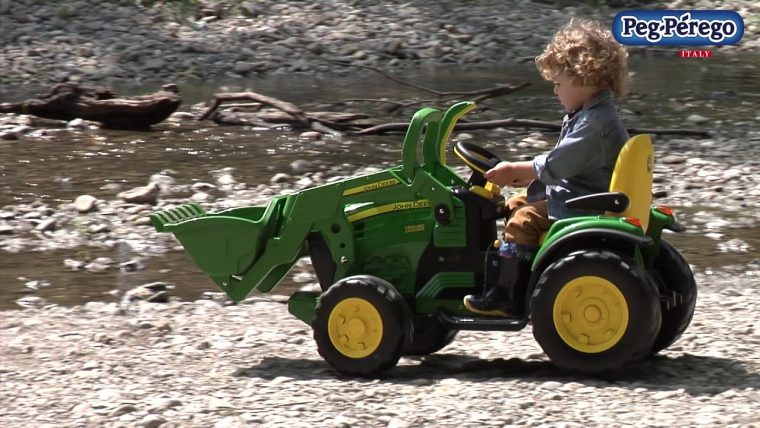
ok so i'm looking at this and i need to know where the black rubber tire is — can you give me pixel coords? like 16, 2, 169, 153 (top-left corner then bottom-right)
650, 240, 698, 354
531, 250, 662, 374
403, 315, 458, 356
312, 275, 412, 377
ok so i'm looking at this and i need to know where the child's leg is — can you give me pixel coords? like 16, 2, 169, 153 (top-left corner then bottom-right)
504, 200, 551, 245
504, 195, 529, 219
464, 200, 550, 316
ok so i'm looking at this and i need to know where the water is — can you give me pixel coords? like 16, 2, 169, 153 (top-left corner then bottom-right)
1, 55, 759, 309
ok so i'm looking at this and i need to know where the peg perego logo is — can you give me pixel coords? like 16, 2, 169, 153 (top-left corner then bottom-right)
612, 10, 744, 46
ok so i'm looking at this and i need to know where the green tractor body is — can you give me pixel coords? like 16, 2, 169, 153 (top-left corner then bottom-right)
151, 102, 696, 377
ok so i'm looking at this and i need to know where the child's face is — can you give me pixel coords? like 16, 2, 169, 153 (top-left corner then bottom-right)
552, 74, 601, 112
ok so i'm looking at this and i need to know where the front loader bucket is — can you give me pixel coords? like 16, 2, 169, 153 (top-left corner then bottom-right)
150, 199, 286, 278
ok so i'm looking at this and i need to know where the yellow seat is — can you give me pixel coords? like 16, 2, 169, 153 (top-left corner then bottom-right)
536, 135, 654, 246
607, 134, 654, 232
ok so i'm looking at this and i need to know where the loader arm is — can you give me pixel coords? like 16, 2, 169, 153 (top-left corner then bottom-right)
151, 101, 476, 302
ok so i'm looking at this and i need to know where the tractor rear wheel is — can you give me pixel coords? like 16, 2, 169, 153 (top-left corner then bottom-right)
650, 240, 697, 354
313, 275, 412, 377
531, 250, 661, 374
404, 315, 457, 356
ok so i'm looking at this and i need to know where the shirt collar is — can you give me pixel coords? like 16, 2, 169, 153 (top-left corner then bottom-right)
582, 89, 614, 110
563, 89, 614, 124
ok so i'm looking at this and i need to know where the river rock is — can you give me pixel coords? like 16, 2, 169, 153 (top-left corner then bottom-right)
66, 118, 87, 129
191, 182, 217, 191
270, 173, 291, 184
84, 260, 110, 273
109, 403, 138, 417
124, 282, 174, 303
118, 182, 160, 204
139, 414, 166, 428
119, 258, 145, 272
289, 160, 313, 173
298, 131, 321, 140
63, 258, 86, 271
74, 195, 97, 213
686, 114, 710, 125
0, 126, 29, 140
34, 218, 57, 232
15, 296, 48, 309
0, 223, 14, 235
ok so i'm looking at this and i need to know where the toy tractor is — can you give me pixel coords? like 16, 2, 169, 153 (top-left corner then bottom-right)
151, 102, 697, 377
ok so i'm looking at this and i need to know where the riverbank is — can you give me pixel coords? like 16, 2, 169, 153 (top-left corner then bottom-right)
1, 271, 759, 427
1, 0, 758, 88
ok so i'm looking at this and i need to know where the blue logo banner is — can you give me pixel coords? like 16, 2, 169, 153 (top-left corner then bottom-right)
612, 10, 744, 46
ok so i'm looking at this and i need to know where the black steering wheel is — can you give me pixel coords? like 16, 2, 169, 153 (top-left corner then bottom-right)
453, 141, 504, 175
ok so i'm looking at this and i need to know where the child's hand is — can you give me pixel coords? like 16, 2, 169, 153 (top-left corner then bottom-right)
484, 162, 517, 186
484, 161, 538, 187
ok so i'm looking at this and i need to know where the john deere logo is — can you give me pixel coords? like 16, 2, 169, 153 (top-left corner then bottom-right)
612, 10, 744, 46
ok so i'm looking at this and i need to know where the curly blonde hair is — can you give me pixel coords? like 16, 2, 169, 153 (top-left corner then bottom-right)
536, 18, 629, 98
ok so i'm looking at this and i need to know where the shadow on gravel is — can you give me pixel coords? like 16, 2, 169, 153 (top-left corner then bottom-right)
239, 353, 759, 395
614, 354, 760, 395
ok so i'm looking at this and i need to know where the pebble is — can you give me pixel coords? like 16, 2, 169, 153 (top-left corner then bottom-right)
299, 131, 322, 140
0, 224, 14, 235
74, 195, 97, 213
34, 218, 57, 232
139, 414, 166, 428
109, 404, 137, 417
686, 114, 710, 125
117, 183, 160, 205
270, 173, 292, 184
63, 258, 86, 271
123, 282, 174, 303
539, 381, 563, 390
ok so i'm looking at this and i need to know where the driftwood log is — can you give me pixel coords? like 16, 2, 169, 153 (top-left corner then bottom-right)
0, 83, 181, 129
201, 90, 711, 138
201, 62, 709, 137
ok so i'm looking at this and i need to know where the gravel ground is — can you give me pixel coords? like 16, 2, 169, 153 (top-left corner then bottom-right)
2, 1, 759, 426
1, 271, 759, 428
1, 0, 758, 87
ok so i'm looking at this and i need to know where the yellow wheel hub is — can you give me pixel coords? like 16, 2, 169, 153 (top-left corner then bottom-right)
327, 297, 383, 358
552, 276, 629, 353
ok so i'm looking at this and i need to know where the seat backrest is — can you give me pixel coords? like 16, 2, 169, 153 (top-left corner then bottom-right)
607, 134, 654, 232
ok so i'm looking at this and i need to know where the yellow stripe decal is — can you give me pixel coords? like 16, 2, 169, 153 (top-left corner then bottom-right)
342, 178, 400, 196
347, 200, 431, 223
453, 145, 488, 174
440, 103, 476, 163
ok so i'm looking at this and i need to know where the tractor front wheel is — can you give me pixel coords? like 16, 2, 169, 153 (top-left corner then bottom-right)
531, 250, 661, 374
313, 275, 412, 377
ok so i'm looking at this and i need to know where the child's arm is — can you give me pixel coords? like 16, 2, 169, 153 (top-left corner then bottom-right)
484, 161, 538, 187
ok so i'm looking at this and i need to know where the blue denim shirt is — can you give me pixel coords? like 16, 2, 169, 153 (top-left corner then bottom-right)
532, 90, 629, 220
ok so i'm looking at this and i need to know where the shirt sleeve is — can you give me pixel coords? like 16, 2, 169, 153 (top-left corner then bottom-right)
532, 117, 605, 185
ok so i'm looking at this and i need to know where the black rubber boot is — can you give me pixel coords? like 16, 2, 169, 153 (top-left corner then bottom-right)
463, 244, 537, 317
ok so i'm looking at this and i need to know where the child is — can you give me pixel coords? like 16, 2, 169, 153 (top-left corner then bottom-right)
464, 18, 630, 316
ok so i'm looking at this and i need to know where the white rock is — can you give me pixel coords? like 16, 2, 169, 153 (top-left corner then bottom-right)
139, 414, 166, 428
539, 381, 563, 391
74, 195, 97, 213
686, 114, 710, 124
118, 182, 160, 204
